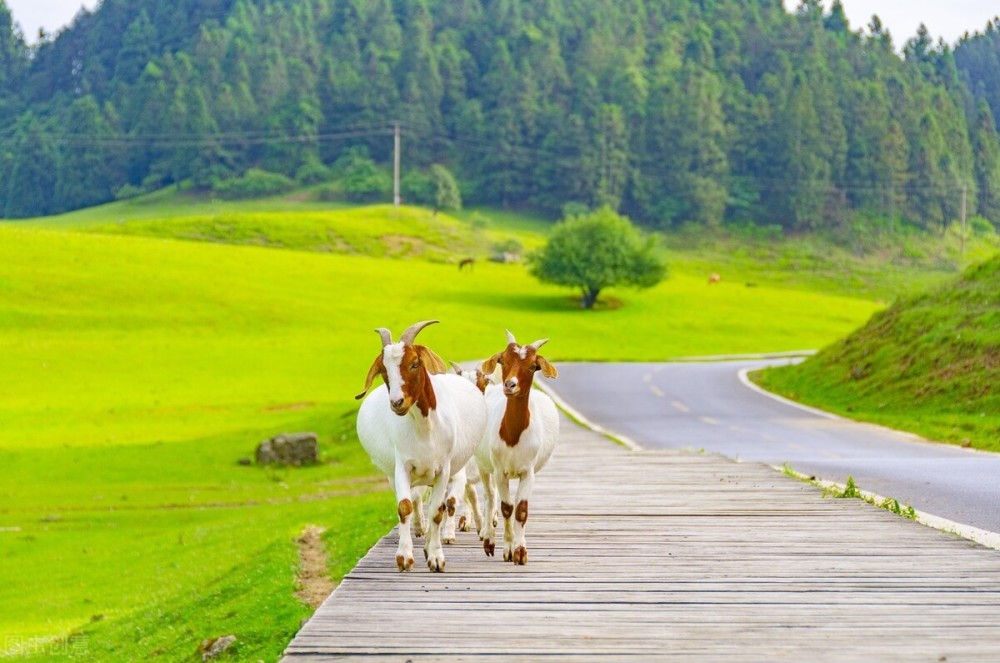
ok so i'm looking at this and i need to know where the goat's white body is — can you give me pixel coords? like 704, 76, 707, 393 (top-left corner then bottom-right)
482, 384, 558, 476
357, 373, 484, 483
357, 372, 487, 570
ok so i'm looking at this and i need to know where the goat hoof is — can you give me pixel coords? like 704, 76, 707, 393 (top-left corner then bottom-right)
395, 554, 414, 572
443, 535, 456, 545
427, 554, 446, 572
483, 539, 495, 557
458, 516, 468, 531
503, 547, 513, 562
512, 546, 527, 565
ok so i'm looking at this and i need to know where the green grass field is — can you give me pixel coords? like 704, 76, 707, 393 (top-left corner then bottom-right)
0, 191, 983, 661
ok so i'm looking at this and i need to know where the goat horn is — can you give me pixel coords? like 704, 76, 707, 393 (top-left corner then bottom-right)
375, 328, 394, 347
399, 320, 439, 346
527, 338, 549, 351
449, 360, 464, 375
505, 329, 517, 345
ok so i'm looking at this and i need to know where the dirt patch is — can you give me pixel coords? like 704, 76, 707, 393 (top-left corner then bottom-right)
381, 234, 426, 257
295, 525, 336, 609
262, 402, 316, 413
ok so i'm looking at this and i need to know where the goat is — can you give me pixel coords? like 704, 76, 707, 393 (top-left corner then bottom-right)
478, 330, 559, 565
355, 320, 487, 572
442, 361, 498, 540
708, 272, 722, 284
458, 257, 475, 271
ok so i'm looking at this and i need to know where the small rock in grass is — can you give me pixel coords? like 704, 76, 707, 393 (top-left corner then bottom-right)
200, 635, 237, 661
255, 432, 318, 466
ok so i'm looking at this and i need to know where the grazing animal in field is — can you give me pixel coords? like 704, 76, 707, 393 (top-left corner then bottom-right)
458, 257, 475, 271
708, 273, 722, 284
478, 330, 559, 565
355, 321, 487, 572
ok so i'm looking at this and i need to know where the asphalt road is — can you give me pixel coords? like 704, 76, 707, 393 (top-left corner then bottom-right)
548, 359, 1000, 534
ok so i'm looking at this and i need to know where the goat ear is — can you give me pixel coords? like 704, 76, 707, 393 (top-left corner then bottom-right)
355, 355, 384, 400
481, 351, 503, 376
415, 345, 448, 374
536, 355, 558, 379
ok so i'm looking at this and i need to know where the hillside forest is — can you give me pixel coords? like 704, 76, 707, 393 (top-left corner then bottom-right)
2, 0, 1000, 231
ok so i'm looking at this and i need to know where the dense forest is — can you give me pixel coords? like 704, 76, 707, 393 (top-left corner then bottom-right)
1, 0, 1000, 230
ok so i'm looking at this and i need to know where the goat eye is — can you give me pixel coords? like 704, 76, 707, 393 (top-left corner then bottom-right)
411, 361, 420, 370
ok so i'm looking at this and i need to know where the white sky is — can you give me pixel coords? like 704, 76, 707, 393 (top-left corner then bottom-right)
5, 0, 97, 43
5, 0, 1000, 47
785, 0, 999, 46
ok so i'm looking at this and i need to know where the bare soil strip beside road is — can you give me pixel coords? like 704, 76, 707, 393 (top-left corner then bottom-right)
283, 415, 1000, 661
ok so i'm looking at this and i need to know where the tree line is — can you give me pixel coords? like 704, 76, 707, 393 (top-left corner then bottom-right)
1, 0, 999, 230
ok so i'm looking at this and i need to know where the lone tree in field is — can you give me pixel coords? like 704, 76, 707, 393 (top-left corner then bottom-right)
528, 207, 666, 309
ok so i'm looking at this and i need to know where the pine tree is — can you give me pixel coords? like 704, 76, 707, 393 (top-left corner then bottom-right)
972, 100, 1000, 223
55, 95, 123, 210
114, 10, 157, 85
3, 113, 59, 218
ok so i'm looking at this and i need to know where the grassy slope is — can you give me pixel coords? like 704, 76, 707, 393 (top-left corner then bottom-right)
754, 255, 1000, 452
0, 205, 883, 661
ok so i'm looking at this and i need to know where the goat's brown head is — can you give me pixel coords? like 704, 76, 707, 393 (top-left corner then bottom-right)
481, 330, 557, 398
355, 320, 448, 416
450, 361, 490, 394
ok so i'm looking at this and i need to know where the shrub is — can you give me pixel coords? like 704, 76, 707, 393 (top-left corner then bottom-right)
401, 171, 435, 206
114, 183, 145, 201
213, 169, 296, 200
338, 153, 390, 203
296, 159, 332, 185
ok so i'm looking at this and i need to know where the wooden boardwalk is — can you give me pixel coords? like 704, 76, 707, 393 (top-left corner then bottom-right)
283, 415, 1000, 661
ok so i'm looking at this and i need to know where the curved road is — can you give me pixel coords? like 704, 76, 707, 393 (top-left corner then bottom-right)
548, 360, 1000, 534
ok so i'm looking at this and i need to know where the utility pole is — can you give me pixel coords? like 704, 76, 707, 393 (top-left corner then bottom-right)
393, 122, 401, 208
960, 183, 967, 257
888, 180, 895, 236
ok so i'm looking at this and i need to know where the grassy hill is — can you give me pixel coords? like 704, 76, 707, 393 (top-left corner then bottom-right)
0, 198, 890, 661
754, 255, 1000, 452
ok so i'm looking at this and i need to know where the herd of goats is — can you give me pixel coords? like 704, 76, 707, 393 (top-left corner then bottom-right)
354, 320, 560, 572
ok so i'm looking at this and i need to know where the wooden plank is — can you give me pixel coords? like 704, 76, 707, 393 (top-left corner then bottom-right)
281, 414, 1000, 661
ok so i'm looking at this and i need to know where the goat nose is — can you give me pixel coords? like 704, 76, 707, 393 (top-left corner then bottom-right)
390, 398, 404, 409
504, 379, 517, 390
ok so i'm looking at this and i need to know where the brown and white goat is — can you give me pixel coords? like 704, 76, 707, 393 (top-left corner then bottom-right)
477, 330, 559, 565
355, 321, 487, 572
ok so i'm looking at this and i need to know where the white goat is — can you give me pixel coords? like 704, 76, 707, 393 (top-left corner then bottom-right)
443, 362, 498, 541
478, 330, 559, 565
355, 320, 487, 572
